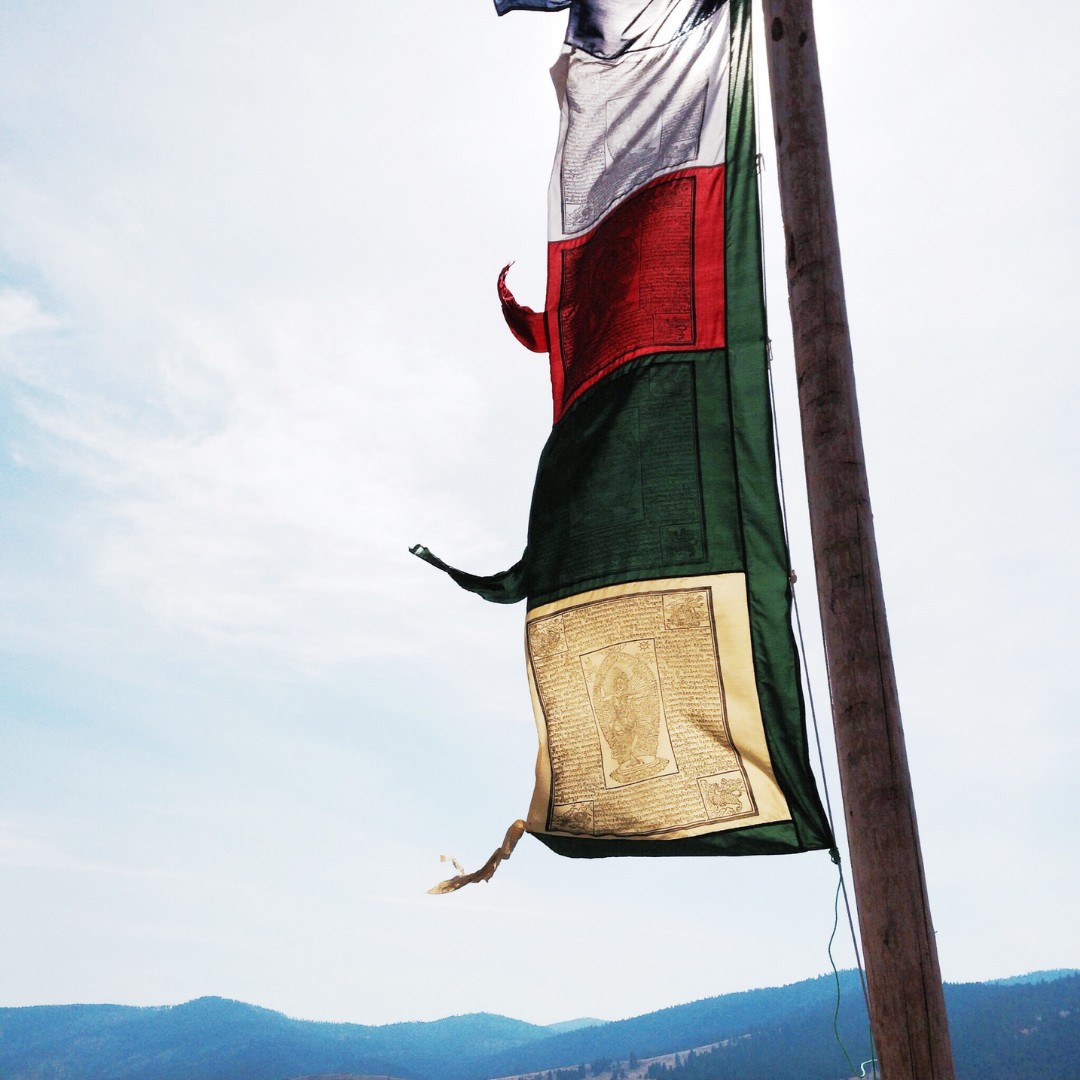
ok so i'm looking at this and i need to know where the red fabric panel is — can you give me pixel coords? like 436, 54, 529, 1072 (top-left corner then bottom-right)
498, 263, 549, 353
545, 165, 725, 421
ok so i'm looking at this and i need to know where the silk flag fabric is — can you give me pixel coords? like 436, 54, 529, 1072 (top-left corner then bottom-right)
413, 0, 832, 860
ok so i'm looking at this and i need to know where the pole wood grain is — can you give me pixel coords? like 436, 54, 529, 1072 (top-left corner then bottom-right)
759, 2, 956, 1077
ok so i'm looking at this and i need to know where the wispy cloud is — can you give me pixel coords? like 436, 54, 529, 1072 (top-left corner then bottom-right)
0, 2, 552, 668
0, 288, 56, 340
0, 821, 193, 881
1, 291, 491, 663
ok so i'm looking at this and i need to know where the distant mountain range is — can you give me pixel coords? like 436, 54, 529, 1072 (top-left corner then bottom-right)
0, 970, 1075, 1080
986, 969, 1078, 987
542, 1019, 609, 1036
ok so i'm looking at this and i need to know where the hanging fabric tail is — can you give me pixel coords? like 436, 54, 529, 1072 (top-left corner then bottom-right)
427, 821, 527, 894
409, 544, 528, 605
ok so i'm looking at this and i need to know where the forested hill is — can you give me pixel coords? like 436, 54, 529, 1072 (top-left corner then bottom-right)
0, 1002, 547, 1080
476, 971, 870, 1079
0, 970, 1075, 1080
621, 974, 1079, 1080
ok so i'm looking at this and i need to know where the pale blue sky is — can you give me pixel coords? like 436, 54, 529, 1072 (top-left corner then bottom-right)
0, 0, 1077, 1027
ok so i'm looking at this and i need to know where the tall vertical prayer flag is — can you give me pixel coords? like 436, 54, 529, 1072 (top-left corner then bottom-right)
414, 0, 832, 861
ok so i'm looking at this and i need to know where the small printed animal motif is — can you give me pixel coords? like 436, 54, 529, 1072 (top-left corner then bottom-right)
530, 618, 564, 655
667, 592, 708, 627
554, 804, 592, 833
702, 776, 745, 817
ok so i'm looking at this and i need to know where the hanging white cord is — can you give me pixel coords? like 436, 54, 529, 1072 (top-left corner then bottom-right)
766, 350, 877, 1079
749, 18, 876, 1075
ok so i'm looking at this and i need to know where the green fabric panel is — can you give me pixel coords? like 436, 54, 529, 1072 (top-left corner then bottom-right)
408, 545, 528, 605
526, 354, 742, 606
719, 0, 831, 854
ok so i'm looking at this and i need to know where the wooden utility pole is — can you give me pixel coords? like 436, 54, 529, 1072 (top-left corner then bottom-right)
760, 3, 956, 1078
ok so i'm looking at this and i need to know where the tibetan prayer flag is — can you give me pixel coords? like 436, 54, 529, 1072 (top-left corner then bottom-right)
414, 0, 832, 864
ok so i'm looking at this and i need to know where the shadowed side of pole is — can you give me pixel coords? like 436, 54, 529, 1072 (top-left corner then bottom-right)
759, 2, 956, 1078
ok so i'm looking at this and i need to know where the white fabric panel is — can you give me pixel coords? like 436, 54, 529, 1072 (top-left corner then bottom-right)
547, 4, 730, 242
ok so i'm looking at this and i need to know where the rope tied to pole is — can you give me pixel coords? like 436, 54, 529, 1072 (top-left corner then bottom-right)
752, 39, 877, 1073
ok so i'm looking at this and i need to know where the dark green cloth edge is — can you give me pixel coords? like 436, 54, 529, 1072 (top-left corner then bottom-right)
539, 820, 804, 858
409, 544, 528, 604
720, 0, 832, 855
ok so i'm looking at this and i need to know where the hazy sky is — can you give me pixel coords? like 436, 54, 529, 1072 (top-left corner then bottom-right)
0, 0, 1077, 1028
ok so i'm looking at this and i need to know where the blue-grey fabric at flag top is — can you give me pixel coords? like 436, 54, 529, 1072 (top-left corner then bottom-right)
414, 0, 832, 865
495, 0, 570, 12
497, 0, 728, 59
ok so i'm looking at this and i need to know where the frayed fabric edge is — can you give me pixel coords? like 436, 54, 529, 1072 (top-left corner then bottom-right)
428, 820, 527, 894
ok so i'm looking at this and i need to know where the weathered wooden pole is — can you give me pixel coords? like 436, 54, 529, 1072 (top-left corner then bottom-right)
759, 3, 956, 1078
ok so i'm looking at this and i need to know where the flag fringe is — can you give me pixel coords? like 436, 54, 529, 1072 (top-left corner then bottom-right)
427, 820, 527, 894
